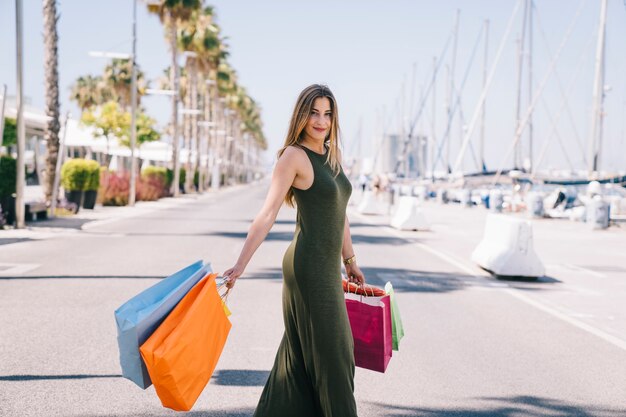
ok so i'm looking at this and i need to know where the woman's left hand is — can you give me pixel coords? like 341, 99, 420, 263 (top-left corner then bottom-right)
345, 263, 365, 287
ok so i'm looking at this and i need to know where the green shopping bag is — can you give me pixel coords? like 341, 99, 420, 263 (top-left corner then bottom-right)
385, 282, 404, 351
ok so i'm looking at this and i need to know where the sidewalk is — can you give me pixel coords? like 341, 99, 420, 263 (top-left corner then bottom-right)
0, 182, 257, 244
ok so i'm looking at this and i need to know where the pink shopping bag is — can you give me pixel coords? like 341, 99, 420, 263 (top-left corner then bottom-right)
344, 292, 392, 373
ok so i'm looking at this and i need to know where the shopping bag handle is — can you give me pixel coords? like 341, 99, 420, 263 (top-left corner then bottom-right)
344, 277, 373, 301
216, 276, 231, 299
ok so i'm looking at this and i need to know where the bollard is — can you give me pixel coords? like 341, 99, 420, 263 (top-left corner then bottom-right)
471, 213, 545, 278
459, 189, 472, 207
358, 190, 380, 215
390, 196, 429, 231
526, 192, 544, 218
586, 196, 609, 230
437, 189, 449, 204
413, 185, 428, 202
489, 189, 504, 212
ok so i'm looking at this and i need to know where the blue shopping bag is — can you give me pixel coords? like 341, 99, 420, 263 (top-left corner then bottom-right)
114, 260, 212, 389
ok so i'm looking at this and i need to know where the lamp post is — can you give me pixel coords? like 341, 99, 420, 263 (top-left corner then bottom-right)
15, 0, 26, 229
129, 0, 138, 206
0, 84, 7, 149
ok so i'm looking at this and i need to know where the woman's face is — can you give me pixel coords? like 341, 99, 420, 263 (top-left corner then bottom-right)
303, 97, 332, 142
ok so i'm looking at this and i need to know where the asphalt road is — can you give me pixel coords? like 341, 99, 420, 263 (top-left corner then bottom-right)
1, 181, 625, 417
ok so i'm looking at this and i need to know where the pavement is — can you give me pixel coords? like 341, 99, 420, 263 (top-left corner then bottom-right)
1, 181, 625, 417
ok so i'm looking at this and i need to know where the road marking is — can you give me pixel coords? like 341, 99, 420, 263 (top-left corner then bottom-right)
0, 263, 40, 276
504, 289, 626, 351
349, 207, 626, 353
562, 262, 606, 278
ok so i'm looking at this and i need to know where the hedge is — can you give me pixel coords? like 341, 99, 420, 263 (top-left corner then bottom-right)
61, 158, 98, 191
0, 156, 17, 196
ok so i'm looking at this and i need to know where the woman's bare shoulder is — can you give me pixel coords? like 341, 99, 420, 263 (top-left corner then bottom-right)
279, 145, 308, 164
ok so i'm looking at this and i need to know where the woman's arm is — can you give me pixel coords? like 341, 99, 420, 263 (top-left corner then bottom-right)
341, 216, 355, 261
223, 148, 300, 288
342, 214, 366, 286
336, 147, 365, 285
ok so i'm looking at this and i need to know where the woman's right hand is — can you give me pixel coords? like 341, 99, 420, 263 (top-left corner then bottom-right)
223, 264, 244, 289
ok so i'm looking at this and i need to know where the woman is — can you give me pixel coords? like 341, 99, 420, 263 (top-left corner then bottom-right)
223, 84, 365, 416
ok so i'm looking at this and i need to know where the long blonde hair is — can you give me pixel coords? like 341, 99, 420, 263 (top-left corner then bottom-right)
277, 84, 342, 207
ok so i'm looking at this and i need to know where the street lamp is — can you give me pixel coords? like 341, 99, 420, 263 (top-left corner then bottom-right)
87, 2, 138, 205
179, 108, 203, 116
145, 88, 175, 96
129, 0, 138, 206
88, 51, 132, 60
15, 0, 26, 228
197, 121, 216, 127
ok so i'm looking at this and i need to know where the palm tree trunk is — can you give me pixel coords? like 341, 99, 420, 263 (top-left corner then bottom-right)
169, 18, 180, 197
183, 60, 193, 192
204, 79, 212, 190
206, 80, 215, 188
43, 0, 61, 203
193, 68, 201, 192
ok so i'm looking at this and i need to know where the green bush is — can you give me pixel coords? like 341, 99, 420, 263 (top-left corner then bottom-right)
193, 171, 200, 189
142, 166, 168, 183
0, 156, 17, 196
166, 167, 186, 188
84, 160, 101, 191
142, 166, 169, 197
61, 158, 90, 191
2, 118, 17, 147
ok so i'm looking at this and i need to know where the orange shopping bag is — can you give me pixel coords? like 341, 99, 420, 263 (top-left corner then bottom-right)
139, 273, 231, 411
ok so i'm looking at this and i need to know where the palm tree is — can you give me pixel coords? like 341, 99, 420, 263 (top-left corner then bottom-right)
178, 6, 225, 191
177, 7, 218, 192
70, 75, 113, 111
215, 61, 238, 183
42, 0, 61, 203
103, 58, 147, 109
147, 0, 202, 197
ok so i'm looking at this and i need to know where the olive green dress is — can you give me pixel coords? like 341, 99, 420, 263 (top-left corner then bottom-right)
254, 144, 357, 417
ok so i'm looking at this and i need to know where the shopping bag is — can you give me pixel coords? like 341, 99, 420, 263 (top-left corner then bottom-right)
114, 260, 212, 389
344, 290, 392, 373
384, 282, 405, 351
342, 278, 386, 296
140, 273, 232, 411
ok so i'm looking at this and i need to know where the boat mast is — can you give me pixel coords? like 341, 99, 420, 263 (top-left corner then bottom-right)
513, 0, 529, 170
480, 20, 489, 172
588, 0, 608, 178
446, 9, 460, 175
527, 0, 534, 173
430, 56, 437, 179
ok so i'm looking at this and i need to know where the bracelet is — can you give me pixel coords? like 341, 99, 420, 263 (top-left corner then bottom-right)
343, 255, 356, 266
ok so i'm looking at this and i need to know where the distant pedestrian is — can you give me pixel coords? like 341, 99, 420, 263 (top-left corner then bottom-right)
223, 84, 364, 417
358, 173, 368, 193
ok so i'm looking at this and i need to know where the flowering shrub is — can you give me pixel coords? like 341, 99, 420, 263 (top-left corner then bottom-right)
137, 174, 164, 201
141, 166, 170, 198
99, 170, 129, 206
98, 168, 169, 206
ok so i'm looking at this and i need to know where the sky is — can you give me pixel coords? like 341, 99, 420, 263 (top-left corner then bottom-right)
1, 0, 625, 174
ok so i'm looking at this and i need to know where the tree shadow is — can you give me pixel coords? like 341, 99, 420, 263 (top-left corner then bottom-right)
350, 234, 413, 246
72, 409, 255, 417
267, 219, 295, 226
368, 395, 626, 416
0, 374, 121, 381
28, 217, 93, 230
208, 231, 294, 242
243, 268, 283, 280
495, 275, 563, 292
211, 369, 269, 387
0, 237, 33, 246
0, 274, 164, 281
474, 266, 563, 288
361, 266, 472, 293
